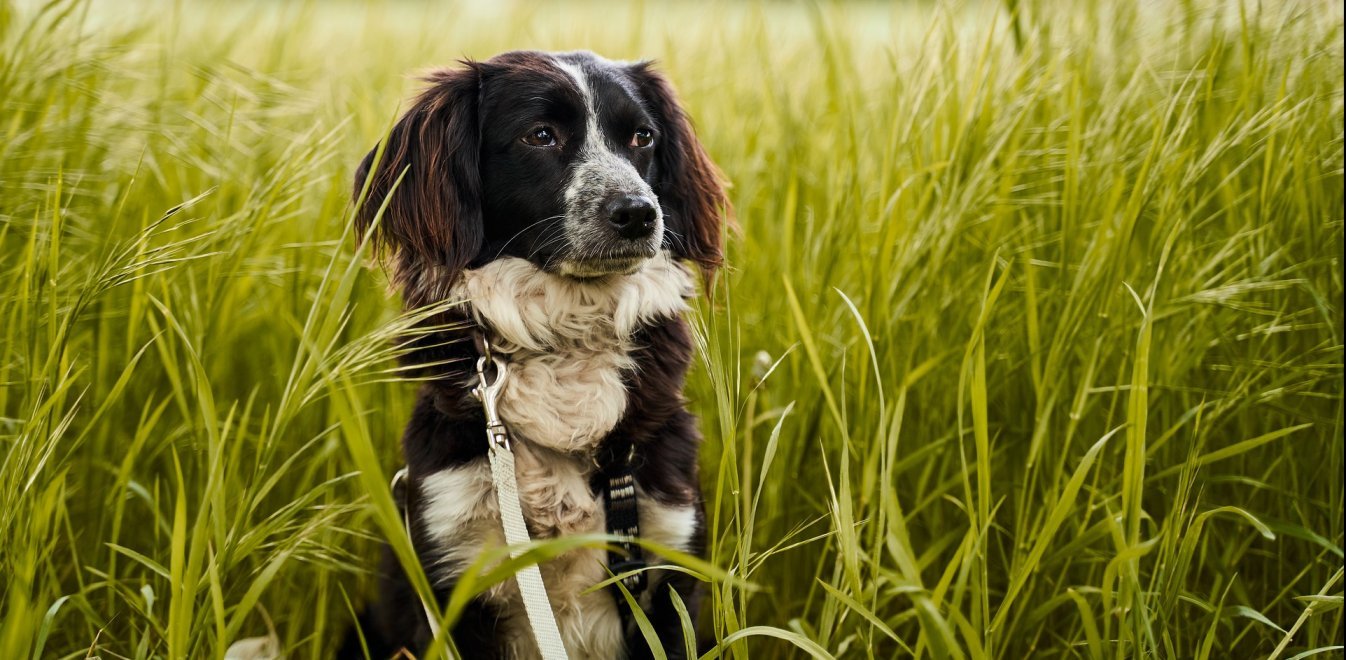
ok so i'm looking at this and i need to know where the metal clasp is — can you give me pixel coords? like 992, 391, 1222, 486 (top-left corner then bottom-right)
472, 354, 511, 451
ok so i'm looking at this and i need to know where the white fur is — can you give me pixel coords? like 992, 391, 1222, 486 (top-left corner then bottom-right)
420, 251, 695, 659
452, 252, 692, 453
418, 463, 499, 573
637, 490, 698, 554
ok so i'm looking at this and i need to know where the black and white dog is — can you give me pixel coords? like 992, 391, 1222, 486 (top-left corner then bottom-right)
342, 51, 730, 659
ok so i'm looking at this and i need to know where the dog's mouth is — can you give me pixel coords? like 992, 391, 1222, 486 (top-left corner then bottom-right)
553, 255, 649, 279
543, 223, 662, 279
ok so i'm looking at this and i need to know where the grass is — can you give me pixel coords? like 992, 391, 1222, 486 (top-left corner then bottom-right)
1, 0, 1342, 657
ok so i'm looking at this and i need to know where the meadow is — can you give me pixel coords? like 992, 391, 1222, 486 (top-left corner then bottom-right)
1, 0, 1343, 657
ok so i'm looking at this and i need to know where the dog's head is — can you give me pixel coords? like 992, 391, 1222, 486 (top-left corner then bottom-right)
354, 50, 729, 299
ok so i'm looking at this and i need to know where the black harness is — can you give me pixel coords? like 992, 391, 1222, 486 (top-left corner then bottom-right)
596, 436, 648, 608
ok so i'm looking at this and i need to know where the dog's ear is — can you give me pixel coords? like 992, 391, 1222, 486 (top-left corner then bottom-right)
631, 62, 732, 278
353, 64, 484, 297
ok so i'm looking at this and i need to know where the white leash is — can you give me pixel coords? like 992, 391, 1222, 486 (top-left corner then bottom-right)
472, 352, 571, 660
389, 341, 570, 657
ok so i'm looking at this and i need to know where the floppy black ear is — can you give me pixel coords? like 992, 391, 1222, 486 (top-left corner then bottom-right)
631, 62, 732, 278
353, 64, 483, 302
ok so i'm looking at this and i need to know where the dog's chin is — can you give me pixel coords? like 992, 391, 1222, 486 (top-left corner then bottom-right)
553, 255, 650, 279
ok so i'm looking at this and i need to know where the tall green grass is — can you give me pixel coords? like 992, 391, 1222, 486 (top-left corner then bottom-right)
1, 0, 1342, 657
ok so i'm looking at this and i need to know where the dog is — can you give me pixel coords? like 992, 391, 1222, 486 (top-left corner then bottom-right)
340, 50, 730, 660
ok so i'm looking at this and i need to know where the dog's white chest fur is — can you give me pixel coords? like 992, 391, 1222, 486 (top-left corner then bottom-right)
453, 253, 692, 452
418, 254, 698, 659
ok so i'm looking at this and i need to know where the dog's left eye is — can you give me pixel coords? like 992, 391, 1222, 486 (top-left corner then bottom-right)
522, 127, 558, 147
631, 128, 654, 148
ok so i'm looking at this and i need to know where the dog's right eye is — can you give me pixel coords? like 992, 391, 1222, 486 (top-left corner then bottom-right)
522, 127, 558, 147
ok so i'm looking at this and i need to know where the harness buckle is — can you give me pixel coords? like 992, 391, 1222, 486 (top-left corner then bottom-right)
609, 555, 648, 593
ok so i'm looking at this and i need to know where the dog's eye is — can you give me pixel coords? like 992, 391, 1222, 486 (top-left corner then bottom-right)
522, 127, 558, 147
631, 128, 654, 148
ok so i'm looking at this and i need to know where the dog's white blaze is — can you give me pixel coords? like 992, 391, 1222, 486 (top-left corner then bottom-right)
553, 55, 663, 258
421, 252, 694, 658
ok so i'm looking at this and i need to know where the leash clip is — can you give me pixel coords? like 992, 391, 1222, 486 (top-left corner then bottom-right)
472, 354, 511, 451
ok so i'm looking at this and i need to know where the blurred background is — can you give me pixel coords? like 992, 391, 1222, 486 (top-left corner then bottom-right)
1, 0, 1342, 658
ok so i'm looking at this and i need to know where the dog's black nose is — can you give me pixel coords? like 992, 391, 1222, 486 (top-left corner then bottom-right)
603, 195, 658, 239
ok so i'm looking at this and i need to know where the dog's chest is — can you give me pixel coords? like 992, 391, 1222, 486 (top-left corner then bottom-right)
493, 344, 633, 453
450, 253, 693, 453
415, 255, 697, 658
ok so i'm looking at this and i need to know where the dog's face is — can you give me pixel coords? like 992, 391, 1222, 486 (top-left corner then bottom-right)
354, 51, 729, 297
479, 52, 664, 277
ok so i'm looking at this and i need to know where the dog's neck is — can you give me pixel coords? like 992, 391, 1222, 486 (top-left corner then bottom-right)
451, 252, 694, 353
438, 253, 694, 454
